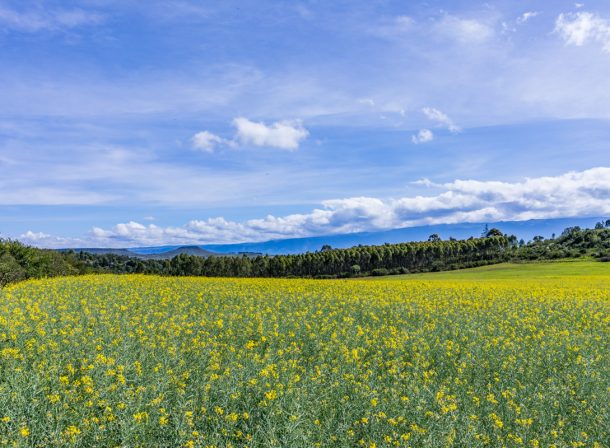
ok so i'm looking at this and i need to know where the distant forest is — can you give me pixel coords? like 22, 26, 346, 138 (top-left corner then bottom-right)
1, 221, 609, 286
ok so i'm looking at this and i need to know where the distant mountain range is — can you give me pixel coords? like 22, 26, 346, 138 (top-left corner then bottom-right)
65, 217, 606, 259
71, 245, 222, 259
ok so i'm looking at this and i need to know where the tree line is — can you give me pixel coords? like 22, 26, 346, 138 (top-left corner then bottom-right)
1, 222, 609, 287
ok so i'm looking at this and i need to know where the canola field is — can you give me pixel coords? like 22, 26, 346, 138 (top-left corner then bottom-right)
0, 274, 608, 447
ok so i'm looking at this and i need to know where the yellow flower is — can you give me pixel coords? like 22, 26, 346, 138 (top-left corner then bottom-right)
64, 425, 81, 437
265, 390, 278, 401
133, 411, 148, 423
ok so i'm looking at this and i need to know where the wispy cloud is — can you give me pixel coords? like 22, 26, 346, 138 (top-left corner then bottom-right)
369, 15, 415, 38
422, 107, 461, 133
517, 11, 539, 25
371, 13, 492, 44
191, 131, 232, 152
21, 167, 610, 248
502, 11, 540, 34
434, 15, 494, 43
0, 5, 104, 32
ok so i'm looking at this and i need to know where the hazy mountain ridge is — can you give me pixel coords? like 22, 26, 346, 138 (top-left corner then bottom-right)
67, 217, 604, 258
63, 246, 223, 260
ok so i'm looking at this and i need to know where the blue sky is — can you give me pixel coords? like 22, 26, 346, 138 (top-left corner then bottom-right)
1, 0, 610, 247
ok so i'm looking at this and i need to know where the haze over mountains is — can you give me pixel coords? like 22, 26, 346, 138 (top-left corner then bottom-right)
69, 217, 605, 258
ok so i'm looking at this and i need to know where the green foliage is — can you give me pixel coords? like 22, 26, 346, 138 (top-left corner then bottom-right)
0, 251, 26, 286
0, 239, 79, 287
516, 226, 610, 261
0, 222, 608, 285
74, 235, 514, 279
485, 227, 504, 237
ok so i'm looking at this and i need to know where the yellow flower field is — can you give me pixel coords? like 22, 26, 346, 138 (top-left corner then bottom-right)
0, 275, 608, 447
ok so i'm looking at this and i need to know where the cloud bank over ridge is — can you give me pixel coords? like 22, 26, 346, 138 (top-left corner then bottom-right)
21, 167, 610, 248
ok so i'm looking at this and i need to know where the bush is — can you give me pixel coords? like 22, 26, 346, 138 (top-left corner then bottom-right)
0, 252, 26, 287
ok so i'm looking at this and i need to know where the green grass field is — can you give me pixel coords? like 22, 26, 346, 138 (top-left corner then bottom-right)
369, 260, 610, 281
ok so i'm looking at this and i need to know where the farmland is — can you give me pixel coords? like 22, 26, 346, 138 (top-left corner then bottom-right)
371, 259, 610, 281
1, 269, 608, 447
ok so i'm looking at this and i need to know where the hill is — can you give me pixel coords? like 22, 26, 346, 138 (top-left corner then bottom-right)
87, 217, 603, 256
66, 245, 223, 259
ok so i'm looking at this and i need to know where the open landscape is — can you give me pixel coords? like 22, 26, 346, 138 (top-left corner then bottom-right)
2, 1, 610, 447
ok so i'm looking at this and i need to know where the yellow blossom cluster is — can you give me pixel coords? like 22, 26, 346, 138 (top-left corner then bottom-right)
0, 274, 608, 446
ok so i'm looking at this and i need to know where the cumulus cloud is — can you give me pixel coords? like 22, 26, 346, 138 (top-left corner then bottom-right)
422, 107, 461, 133
411, 129, 434, 144
20, 231, 51, 241
0, 5, 103, 32
191, 117, 309, 152
21, 167, 610, 248
233, 117, 309, 150
555, 11, 610, 52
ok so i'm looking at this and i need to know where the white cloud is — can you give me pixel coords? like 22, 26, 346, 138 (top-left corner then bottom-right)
422, 107, 461, 133
0, 6, 103, 32
91, 227, 113, 238
411, 129, 434, 144
503, 11, 540, 34
555, 11, 610, 52
20, 231, 51, 241
411, 178, 436, 187
191, 117, 309, 152
191, 131, 229, 152
517, 11, 539, 25
21, 167, 610, 248
232, 117, 309, 150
